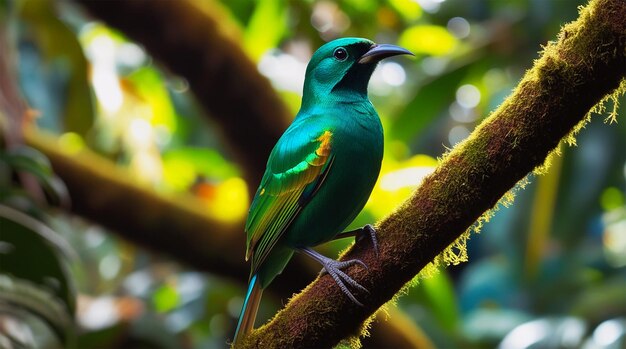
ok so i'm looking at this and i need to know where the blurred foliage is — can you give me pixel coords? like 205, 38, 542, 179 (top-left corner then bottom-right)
0, 146, 75, 347
1, 0, 624, 348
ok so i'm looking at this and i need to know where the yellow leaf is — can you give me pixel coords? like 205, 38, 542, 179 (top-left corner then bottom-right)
399, 25, 457, 56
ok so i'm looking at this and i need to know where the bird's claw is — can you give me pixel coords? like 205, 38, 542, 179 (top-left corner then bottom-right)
320, 258, 369, 306
301, 248, 369, 306
356, 224, 379, 257
320, 258, 368, 276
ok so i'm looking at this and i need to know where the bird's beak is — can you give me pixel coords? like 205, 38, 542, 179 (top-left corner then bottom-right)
358, 44, 414, 64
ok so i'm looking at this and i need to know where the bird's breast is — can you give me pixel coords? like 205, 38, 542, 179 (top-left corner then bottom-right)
282, 110, 383, 248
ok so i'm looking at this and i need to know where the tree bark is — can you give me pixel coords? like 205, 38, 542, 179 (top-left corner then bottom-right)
24, 129, 251, 280
241, 0, 626, 347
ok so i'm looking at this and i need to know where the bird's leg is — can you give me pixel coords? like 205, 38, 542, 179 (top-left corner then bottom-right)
299, 247, 368, 306
332, 224, 379, 256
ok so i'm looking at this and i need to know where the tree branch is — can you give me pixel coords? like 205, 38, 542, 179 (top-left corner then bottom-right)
74, 0, 291, 184
24, 129, 251, 279
242, 0, 626, 347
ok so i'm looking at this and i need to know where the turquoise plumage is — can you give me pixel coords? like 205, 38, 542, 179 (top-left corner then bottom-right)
233, 38, 412, 346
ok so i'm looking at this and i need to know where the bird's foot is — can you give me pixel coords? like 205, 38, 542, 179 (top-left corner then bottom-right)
333, 224, 379, 257
356, 224, 379, 257
300, 248, 368, 306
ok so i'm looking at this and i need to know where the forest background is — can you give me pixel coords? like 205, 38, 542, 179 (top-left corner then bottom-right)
0, 0, 624, 348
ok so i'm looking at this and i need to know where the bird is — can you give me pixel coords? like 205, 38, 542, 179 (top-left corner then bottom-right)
232, 37, 412, 346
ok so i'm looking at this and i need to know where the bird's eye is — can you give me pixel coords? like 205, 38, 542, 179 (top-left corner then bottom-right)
333, 47, 348, 61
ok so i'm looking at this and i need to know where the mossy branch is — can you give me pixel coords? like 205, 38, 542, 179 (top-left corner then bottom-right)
241, 0, 626, 347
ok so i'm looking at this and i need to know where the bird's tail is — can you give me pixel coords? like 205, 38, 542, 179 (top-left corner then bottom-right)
232, 274, 263, 347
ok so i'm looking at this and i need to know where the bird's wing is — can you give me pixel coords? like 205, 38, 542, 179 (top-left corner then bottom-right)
245, 128, 334, 275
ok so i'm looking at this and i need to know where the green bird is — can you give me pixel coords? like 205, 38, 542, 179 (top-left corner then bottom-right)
233, 37, 412, 345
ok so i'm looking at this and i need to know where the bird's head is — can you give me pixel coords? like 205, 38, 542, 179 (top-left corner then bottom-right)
301, 37, 413, 108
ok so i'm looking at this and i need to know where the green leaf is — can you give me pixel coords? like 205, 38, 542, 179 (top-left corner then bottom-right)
244, 0, 288, 61
388, 0, 422, 21
1, 146, 53, 177
420, 270, 460, 332
126, 66, 178, 132
399, 25, 458, 56
19, 0, 94, 135
153, 284, 180, 313
162, 147, 240, 191
0, 275, 73, 345
0, 146, 69, 205
600, 186, 624, 211
0, 0, 9, 18
0, 204, 76, 344
390, 65, 469, 143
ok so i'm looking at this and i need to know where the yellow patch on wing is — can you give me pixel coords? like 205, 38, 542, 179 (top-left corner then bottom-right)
316, 130, 332, 157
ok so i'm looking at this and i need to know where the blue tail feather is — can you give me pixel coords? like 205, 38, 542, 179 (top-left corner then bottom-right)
232, 274, 262, 346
